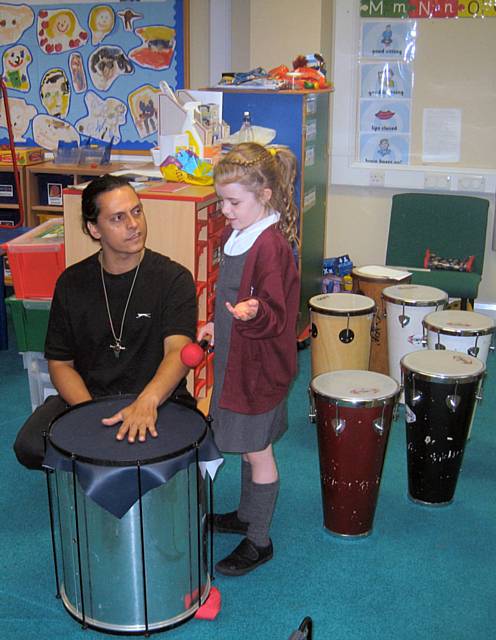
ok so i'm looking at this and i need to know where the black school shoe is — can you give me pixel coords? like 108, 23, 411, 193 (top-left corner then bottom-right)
215, 538, 273, 576
210, 511, 249, 535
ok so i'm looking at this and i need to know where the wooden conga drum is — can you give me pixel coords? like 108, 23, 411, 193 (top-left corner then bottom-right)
352, 265, 411, 375
309, 293, 375, 377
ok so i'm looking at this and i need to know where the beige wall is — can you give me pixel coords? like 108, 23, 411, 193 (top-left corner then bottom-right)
189, 0, 496, 303
188, 0, 210, 89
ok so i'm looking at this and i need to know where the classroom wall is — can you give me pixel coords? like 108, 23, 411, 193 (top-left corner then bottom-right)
189, 0, 496, 304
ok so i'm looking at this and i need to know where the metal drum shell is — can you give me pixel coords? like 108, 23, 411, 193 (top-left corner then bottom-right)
46, 398, 213, 634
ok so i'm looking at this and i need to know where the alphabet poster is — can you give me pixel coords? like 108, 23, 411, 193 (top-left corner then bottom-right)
0, 0, 186, 152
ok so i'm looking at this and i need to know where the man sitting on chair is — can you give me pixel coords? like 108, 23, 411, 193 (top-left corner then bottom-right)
14, 174, 197, 470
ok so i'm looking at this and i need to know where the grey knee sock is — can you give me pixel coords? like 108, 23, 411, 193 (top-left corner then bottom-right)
247, 480, 279, 548
237, 460, 252, 523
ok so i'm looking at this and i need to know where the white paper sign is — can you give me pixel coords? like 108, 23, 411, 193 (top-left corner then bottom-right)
422, 108, 461, 163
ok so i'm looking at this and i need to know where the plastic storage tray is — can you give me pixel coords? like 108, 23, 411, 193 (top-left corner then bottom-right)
6, 296, 51, 352
22, 351, 56, 411
1, 218, 65, 299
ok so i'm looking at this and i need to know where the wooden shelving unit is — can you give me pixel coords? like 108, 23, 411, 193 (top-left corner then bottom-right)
0, 164, 27, 227
25, 161, 128, 227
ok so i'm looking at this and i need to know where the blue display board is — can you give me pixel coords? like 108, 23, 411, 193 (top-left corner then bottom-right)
0, 0, 185, 152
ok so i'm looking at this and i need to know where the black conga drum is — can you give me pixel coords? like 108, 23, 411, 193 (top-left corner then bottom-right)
401, 350, 485, 505
43, 396, 222, 634
310, 370, 400, 536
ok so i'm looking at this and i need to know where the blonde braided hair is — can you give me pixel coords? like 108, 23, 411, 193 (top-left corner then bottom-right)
213, 142, 299, 247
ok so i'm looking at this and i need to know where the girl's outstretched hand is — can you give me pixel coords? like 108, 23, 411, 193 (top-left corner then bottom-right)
226, 299, 259, 321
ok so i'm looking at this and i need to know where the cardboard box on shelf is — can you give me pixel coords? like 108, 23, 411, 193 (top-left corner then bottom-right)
0, 146, 44, 166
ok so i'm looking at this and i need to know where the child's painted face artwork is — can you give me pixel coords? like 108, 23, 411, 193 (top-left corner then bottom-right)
40, 68, 70, 118
0, 4, 34, 46
69, 52, 87, 94
75, 91, 127, 143
2, 45, 32, 91
32, 114, 79, 151
129, 26, 176, 70
128, 85, 160, 139
89, 5, 115, 45
89, 45, 134, 91
37, 9, 88, 54
0, 97, 36, 142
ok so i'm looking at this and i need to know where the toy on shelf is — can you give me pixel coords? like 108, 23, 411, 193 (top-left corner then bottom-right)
322, 254, 353, 293
268, 53, 333, 91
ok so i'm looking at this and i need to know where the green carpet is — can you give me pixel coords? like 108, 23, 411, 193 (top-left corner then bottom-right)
1, 311, 495, 639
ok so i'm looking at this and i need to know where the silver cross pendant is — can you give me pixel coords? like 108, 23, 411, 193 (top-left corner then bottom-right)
110, 341, 126, 358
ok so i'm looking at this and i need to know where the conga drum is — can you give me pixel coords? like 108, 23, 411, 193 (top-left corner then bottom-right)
423, 309, 494, 438
309, 293, 376, 377
309, 370, 400, 536
423, 309, 495, 361
383, 284, 448, 386
352, 265, 412, 375
401, 350, 485, 505
43, 396, 222, 634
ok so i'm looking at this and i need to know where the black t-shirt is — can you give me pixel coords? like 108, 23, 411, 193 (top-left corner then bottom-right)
45, 248, 197, 398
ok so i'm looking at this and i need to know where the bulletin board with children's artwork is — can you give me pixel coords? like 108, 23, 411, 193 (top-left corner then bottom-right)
0, 0, 187, 153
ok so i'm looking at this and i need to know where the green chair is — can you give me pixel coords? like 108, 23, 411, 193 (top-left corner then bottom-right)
385, 193, 489, 309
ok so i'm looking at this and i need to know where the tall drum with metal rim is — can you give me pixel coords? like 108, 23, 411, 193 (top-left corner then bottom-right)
43, 396, 222, 635
308, 293, 375, 377
401, 350, 485, 505
309, 370, 400, 536
383, 284, 448, 387
352, 265, 411, 375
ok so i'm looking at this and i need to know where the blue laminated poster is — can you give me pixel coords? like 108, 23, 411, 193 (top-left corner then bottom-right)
359, 133, 410, 165
360, 62, 413, 100
0, 0, 185, 152
361, 21, 416, 62
359, 100, 411, 135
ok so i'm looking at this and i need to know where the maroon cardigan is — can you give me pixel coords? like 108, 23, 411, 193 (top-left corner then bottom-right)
218, 225, 300, 414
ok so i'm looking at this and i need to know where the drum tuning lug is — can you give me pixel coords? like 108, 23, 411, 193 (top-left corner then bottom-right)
421, 336, 427, 347
412, 390, 422, 405
309, 410, 316, 423
489, 344, 495, 353
468, 346, 479, 357
331, 418, 346, 435
398, 314, 410, 328
445, 394, 461, 413
372, 418, 385, 435
435, 343, 446, 350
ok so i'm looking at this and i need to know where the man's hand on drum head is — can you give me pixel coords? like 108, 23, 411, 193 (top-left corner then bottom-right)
102, 397, 159, 443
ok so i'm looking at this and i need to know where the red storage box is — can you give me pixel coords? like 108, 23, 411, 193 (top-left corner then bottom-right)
1, 218, 65, 299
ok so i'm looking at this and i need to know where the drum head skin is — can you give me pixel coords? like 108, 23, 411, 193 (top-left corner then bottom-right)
423, 310, 495, 336
309, 292, 375, 316
382, 284, 448, 306
48, 395, 207, 466
401, 349, 485, 383
311, 370, 400, 406
352, 265, 411, 282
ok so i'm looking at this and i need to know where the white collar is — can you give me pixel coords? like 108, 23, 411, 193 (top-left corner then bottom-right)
224, 211, 280, 256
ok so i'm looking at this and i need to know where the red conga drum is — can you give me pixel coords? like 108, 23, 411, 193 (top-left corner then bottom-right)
310, 370, 400, 536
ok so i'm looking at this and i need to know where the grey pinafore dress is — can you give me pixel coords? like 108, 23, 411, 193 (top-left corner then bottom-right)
209, 250, 287, 453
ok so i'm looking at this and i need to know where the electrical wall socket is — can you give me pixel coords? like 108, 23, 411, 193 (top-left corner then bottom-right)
424, 174, 451, 190
369, 170, 385, 186
458, 175, 485, 192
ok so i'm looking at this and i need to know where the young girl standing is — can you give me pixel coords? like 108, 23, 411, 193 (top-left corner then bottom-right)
198, 142, 300, 576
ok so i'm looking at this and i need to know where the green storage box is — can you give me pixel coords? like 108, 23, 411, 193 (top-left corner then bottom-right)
6, 296, 51, 352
